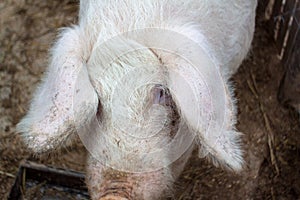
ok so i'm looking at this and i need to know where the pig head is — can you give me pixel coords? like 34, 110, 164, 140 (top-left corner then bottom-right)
17, 0, 257, 199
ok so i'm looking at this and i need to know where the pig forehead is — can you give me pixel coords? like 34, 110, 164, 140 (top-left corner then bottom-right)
75, 78, 218, 172
74, 105, 195, 172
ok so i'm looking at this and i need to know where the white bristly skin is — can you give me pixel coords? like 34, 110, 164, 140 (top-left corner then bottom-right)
17, 1, 257, 199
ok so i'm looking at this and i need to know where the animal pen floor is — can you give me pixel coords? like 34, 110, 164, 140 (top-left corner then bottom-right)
0, 1, 299, 199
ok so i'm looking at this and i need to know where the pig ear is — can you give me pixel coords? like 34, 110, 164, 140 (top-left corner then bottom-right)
166, 57, 243, 171
17, 27, 98, 154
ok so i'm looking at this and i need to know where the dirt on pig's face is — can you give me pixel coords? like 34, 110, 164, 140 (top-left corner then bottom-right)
86, 157, 175, 200
86, 136, 193, 200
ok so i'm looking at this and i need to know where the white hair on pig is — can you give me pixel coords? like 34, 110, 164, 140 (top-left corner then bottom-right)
17, 0, 258, 199
17, 26, 98, 153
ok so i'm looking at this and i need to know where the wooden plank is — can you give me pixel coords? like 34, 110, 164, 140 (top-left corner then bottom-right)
282, 1, 300, 65
8, 160, 89, 200
276, 0, 295, 55
270, 0, 285, 36
22, 161, 87, 191
7, 165, 24, 200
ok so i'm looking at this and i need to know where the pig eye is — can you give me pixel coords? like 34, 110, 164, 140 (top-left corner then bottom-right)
151, 85, 180, 137
96, 100, 103, 119
152, 84, 173, 107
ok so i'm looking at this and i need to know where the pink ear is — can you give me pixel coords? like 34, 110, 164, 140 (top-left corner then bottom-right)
164, 51, 243, 171
17, 27, 98, 153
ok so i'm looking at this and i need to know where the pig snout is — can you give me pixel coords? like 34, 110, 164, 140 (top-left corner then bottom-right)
87, 158, 173, 200
87, 167, 132, 200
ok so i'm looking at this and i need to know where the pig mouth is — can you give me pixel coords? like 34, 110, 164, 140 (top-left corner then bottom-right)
99, 194, 129, 200
99, 192, 131, 200
99, 181, 132, 200
99, 194, 130, 200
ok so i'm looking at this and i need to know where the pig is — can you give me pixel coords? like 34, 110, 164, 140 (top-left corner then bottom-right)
17, 0, 257, 199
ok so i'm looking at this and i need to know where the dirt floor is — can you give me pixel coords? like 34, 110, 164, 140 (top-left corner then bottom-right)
0, 1, 299, 199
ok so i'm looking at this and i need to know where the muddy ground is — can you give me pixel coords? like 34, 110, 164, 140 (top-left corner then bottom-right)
0, 1, 299, 199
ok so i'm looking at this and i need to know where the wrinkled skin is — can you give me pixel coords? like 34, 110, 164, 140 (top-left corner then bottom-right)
17, 1, 257, 199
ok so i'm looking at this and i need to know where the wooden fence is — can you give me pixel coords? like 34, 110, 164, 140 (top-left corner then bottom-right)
265, 0, 300, 68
